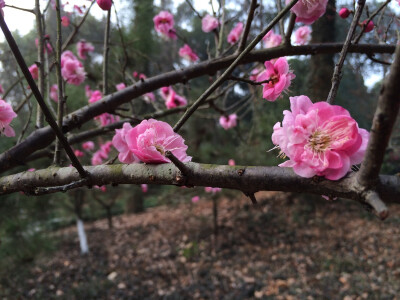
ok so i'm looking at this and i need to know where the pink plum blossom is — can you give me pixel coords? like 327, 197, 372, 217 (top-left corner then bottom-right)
88, 90, 103, 103
91, 141, 113, 165
50, 84, 58, 102
74, 150, 84, 157
74, 5, 84, 14
28, 168, 36, 172
61, 51, 86, 86
263, 30, 282, 48
250, 68, 261, 81
256, 57, 295, 101
191, 196, 200, 203
82, 141, 95, 150
141, 184, 148, 193
95, 185, 107, 192
77, 40, 94, 60
61, 16, 70, 27
125, 119, 191, 164
286, 0, 328, 25
160, 86, 171, 100
202, 14, 219, 32
339, 7, 351, 18
205, 187, 222, 194
85, 85, 93, 98
96, 0, 112, 11
133, 71, 138, 78
153, 11, 177, 39
0, 99, 17, 137
29, 64, 39, 80
143, 92, 156, 103
271, 95, 369, 180
228, 159, 235, 166
219, 114, 237, 130
112, 122, 139, 164
95, 113, 118, 127
116, 83, 126, 91
227, 22, 243, 45
294, 26, 312, 45
165, 89, 187, 109
178, 44, 199, 62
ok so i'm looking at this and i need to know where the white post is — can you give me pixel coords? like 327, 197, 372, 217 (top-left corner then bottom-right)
76, 218, 89, 254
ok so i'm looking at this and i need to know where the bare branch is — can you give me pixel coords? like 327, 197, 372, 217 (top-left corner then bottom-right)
0, 164, 399, 205
326, 0, 365, 104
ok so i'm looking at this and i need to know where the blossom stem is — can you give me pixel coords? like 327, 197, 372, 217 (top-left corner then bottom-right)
54, 0, 66, 165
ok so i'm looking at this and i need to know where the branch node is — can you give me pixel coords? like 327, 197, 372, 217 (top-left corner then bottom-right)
363, 190, 389, 220
165, 151, 190, 176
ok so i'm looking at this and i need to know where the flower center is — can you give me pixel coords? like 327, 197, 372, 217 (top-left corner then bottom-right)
270, 74, 279, 84
308, 130, 331, 153
155, 144, 165, 155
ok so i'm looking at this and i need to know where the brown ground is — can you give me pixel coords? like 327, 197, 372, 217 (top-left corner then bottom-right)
3, 191, 400, 299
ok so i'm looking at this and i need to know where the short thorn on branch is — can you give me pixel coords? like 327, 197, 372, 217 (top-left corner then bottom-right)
244, 192, 263, 212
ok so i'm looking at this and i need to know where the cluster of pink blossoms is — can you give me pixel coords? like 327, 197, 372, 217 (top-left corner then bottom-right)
256, 57, 295, 101
287, 0, 328, 25
0, 99, 17, 137
153, 11, 177, 40
160, 86, 187, 109
112, 119, 191, 164
202, 14, 219, 32
91, 141, 113, 165
88, 90, 119, 126
227, 22, 243, 45
179, 44, 199, 62
61, 51, 86, 86
272, 96, 369, 180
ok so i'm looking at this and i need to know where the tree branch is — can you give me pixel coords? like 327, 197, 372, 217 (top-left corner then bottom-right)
0, 43, 396, 173
0, 164, 399, 205
237, 0, 258, 52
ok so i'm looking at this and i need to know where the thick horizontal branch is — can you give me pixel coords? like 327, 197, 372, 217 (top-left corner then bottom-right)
0, 164, 399, 204
0, 43, 396, 173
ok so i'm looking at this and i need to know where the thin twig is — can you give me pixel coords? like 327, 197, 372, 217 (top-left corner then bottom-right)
4, 4, 34, 14
165, 151, 190, 176
238, 0, 258, 52
185, 0, 202, 19
173, 0, 299, 132
228, 76, 271, 85
326, 0, 366, 104
0, 13, 88, 178
284, 13, 296, 45
103, 9, 111, 95
35, 0, 45, 128
275, 0, 285, 37
54, 0, 66, 165
364, 190, 389, 220
353, 0, 392, 44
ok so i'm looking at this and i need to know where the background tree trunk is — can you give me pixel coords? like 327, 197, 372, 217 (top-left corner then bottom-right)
125, 185, 144, 214
308, 0, 336, 101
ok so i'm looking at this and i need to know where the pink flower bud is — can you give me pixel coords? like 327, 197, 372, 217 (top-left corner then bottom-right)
338, 7, 350, 19
61, 16, 70, 27
96, 0, 112, 11
362, 20, 374, 32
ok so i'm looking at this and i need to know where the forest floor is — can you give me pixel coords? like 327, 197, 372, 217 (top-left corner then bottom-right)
3, 191, 400, 300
